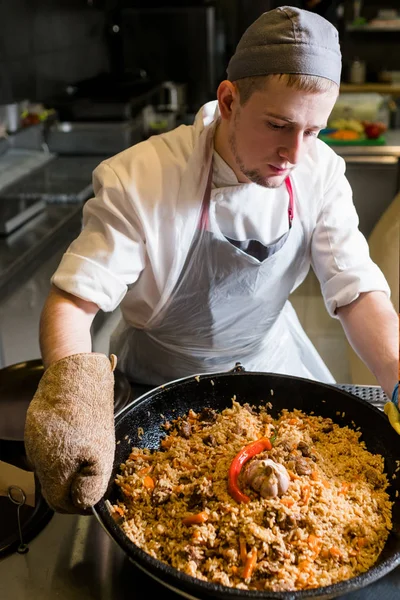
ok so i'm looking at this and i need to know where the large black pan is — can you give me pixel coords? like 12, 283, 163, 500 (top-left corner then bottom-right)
94, 366, 400, 600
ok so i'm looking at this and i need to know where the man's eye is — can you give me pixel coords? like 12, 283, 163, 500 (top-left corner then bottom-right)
268, 122, 285, 130
305, 130, 318, 137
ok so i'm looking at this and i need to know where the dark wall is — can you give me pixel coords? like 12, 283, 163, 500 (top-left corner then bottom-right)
342, 0, 400, 81
0, 0, 108, 104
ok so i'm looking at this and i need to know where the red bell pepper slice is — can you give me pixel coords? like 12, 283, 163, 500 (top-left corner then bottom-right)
228, 437, 272, 504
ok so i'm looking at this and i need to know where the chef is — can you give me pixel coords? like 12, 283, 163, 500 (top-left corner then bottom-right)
25, 7, 399, 514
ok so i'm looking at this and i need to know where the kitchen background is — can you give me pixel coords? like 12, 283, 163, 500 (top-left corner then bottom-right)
0, 0, 399, 385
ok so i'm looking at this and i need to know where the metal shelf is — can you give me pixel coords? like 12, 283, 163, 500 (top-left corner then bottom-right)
347, 24, 400, 32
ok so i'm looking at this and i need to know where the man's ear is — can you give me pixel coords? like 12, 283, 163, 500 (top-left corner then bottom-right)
217, 80, 239, 121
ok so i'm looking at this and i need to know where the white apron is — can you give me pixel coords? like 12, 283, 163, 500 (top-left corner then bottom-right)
110, 124, 335, 386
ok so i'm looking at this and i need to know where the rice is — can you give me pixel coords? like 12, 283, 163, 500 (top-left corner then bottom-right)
112, 401, 392, 592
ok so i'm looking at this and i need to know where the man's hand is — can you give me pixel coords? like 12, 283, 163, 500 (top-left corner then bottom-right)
384, 383, 400, 434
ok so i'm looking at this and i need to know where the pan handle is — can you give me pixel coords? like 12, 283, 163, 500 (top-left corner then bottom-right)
230, 362, 246, 373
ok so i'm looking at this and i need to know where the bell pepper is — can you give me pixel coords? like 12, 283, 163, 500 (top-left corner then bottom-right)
228, 437, 272, 504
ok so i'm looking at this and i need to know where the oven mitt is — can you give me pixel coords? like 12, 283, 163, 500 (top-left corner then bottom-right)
384, 383, 400, 435
24, 353, 117, 514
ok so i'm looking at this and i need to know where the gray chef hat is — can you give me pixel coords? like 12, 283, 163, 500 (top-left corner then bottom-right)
227, 6, 341, 86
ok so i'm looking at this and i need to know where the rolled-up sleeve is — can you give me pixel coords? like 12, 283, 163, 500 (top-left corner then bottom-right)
311, 155, 390, 317
52, 162, 146, 312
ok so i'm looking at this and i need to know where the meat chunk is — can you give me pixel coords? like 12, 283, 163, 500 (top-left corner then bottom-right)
187, 478, 214, 509
257, 560, 279, 576
276, 440, 292, 454
203, 434, 217, 446
178, 420, 192, 439
184, 545, 204, 565
277, 511, 300, 531
322, 421, 334, 433
294, 457, 312, 476
365, 467, 382, 489
152, 482, 173, 505
198, 407, 217, 423
298, 441, 312, 457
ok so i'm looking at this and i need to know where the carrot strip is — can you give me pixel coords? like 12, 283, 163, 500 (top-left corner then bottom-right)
357, 537, 368, 549
311, 471, 319, 481
329, 546, 343, 559
143, 475, 155, 491
307, 534, 322, 556
281, 497, 295, 507
182, 511, 208, 526
138, 465, 153, 476
288, 470, 301, 481
298, 560, 312, 571
338, 482, 350, 495
243, 548, 257, 579
239, 538, 247, 565
302, 485, 311, 504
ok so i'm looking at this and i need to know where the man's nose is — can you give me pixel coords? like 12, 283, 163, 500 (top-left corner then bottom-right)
278, 131, 303, 165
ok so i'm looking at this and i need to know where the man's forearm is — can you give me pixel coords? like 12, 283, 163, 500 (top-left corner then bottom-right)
337, 291, 399, 400
40, 285, 100, 368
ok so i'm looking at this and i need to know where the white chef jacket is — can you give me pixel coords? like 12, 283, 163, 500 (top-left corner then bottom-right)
52, 101, 390, 329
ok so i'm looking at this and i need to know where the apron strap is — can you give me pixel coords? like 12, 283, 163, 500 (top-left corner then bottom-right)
285, 176, 294, 228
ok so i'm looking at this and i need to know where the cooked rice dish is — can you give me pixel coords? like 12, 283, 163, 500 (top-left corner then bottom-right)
111, 401, 392, 591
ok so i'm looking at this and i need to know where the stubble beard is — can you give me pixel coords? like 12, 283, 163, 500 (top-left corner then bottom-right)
228, 119, 286, 189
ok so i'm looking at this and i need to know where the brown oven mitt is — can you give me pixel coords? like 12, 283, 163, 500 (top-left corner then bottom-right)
24, 353, 117, 514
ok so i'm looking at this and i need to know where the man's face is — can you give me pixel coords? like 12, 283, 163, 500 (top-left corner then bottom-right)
226, 77, 337, 188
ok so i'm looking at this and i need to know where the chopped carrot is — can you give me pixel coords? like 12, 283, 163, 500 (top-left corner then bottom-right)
357, 537, 368, 549
302, 485, 311, 505
311, 471, 319, 481
113, 505, 125, 516
243, 548, 257, 579
143, 475, 155, 491
231, 565, 239, 575
288, 470, 301, 481
182, 511, 208, 526
181, 461, 196, 471
128, 453, 143, 461
121, 484, 133, 496
161, 437, 173, 449
281, 497, 295, 507
298, 560, 312, 571
307, 534, 322, 557
289, 418, 299, 425
339, 482, 350, 494
322, 479, 330, 489
191, 529, 202, 541
138, 465, 153, 476
329, 546, 343, 559
239, 538, 248, 565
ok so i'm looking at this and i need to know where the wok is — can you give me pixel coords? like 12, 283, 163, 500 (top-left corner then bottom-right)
94, 366, 400, 600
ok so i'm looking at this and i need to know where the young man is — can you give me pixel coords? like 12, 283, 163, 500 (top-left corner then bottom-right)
25, 7, 399, 514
